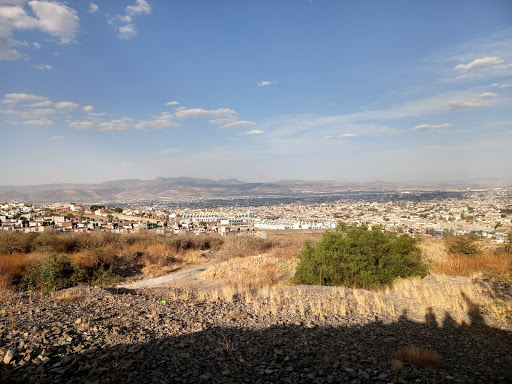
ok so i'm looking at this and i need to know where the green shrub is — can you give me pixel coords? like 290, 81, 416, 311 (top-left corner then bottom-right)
20, 254, 84, 292
292, 223, 426, 289
90, 264, 122, 287
447, 235, 480, 255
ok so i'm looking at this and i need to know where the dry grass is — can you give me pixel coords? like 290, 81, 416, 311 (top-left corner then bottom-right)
267, 233, 321, 259
430, 251, 511, 280
0, 252, 36, 278
200, 254, 297, 289
418, 239, 448, 263
54, 289, 84, 303
393, 345, 443, 369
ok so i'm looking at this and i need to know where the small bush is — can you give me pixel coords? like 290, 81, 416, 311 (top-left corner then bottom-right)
20, 254, 84, 292
447, 235, 480, 255
90, 264, 122, 287
394, 346, 443, 369
292, 223, 426, 289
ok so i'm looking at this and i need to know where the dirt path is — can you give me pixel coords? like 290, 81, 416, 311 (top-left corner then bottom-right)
116, 263, 220, 289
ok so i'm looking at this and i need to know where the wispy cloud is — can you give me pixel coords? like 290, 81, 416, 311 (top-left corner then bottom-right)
55, 101, 79, 110
2, 93, 48, 104
175, 107, 236, 119
49, 135, 64, 141
244, 130, 264, 135
258, 80, 276, 87
109, 0, 151, 39
165, 101, 179, 106
88, 3, 99, 13
412, 123, 452, 131
83, 105, 94, 112
221, 120, 256, 128
98, 117, 134, 132
455, 56, 508, 73
445, 92, 497, 110
135, 112, 180, 130
24, 118, 53, 126
338, 133, 357, 138
35, 64, 52, 71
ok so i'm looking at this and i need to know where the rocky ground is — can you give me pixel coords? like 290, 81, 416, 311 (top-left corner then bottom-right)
1, 283, 512, 384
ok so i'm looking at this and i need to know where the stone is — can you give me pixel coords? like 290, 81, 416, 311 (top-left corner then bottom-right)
4, 350, 14, 364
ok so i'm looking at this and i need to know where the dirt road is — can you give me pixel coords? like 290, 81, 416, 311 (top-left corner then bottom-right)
116, 263, 219, 289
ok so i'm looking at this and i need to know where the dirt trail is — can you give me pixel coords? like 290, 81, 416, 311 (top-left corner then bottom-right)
116, 263, 220, 289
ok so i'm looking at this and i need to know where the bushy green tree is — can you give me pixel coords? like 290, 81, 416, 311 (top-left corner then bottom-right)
20, 254, 84, 292
292, 222, 426, 289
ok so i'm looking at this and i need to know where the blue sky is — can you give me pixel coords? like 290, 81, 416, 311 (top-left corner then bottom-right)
1, 0, 511, 185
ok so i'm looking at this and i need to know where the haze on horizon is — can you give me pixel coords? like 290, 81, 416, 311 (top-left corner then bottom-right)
1, 1, 511, 186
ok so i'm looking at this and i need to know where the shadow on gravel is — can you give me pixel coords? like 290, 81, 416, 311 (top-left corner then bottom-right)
2, 296, 512, 384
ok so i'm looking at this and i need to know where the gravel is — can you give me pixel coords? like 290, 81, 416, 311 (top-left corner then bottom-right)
1, 286, 512, 384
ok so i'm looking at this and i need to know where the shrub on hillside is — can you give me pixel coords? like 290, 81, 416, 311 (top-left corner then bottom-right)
447, 235, 480, 256
292, 223, 426, 289
20, 254, 84, 292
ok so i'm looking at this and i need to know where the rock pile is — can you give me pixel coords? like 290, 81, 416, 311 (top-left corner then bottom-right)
1, 286, 512, 383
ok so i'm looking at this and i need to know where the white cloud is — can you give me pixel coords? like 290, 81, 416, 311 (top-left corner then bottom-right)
2, 92, 48, 104
445, 92, 497, 110
126, 0, 151, 16
505, 130, 512, 135
121, 162, 134, 167
500, 83, 512, 88
244, 129, 264, 135
88, 3, 98, 13
0, 1, 79, 60
88, 112, 106, 117
454, 56, 507, 72
110, 0, 151, 40
35, 63, 51, 70
24, 118, 52, 125
412, 123, 452, 131
33, 41, 40, 48
135, 112, 180, 130
257, 80, 275, 87
0, 107, 56, 118
175, 107, 237, 119
82, 105, 94, 112
98, 117, 133, 131
338, 133, 357, 138
165, 101, 179, 106
221, 120, 256, 128
49, 135, 64, 141
117, 23, 136, 39
209, 118, 236, 125
29, 1, 79, 43
55, 101, 79, 110
69, 121, 96, 130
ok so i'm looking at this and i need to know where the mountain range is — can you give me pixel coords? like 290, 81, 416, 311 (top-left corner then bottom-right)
0, 177, 509, 203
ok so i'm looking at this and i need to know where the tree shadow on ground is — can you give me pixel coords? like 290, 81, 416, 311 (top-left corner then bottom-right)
2, 295, 512, 384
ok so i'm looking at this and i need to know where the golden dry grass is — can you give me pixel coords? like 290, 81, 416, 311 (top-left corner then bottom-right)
394, 346, 443, 369
430, 251, 511, 280
418, 238, 448, 263
54, 289, 85, 303
200, 254, 297, 289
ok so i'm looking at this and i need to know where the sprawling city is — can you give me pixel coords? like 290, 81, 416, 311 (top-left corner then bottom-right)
1, 186, 511, 243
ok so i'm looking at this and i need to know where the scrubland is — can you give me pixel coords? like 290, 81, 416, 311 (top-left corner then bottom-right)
0, 230, 511, 325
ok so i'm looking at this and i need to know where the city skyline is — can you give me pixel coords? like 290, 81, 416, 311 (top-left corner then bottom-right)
1, 1, 512, 185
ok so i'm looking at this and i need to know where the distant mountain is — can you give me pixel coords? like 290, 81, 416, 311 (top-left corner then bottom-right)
1, 177, 508, 204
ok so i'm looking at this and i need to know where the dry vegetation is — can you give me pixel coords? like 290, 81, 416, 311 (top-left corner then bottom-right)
0, 229, 511, 325
393, 346, 444, 369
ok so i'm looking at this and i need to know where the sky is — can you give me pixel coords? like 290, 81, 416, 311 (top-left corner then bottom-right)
1, 0, 511, 186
